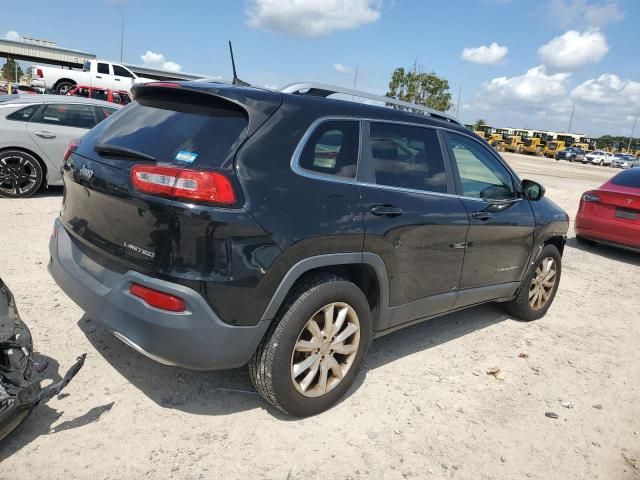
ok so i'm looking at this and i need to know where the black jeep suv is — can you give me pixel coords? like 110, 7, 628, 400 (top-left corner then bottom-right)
49, 81, 569, 416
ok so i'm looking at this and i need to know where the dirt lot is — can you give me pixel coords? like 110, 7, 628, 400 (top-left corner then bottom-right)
1, 154, 638, 480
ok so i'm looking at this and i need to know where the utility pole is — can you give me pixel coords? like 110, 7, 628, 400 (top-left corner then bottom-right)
351, 65, 358, 100
120, 17, 125, 62
628, 115, 637, 152
567, 103, 575, 133
455, 85, 462, 116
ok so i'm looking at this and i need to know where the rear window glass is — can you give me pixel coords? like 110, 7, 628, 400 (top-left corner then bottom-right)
611, 169, 640, 188
6, 105, 38, 122
79, 93, 248, 168
298, 120, 359, 178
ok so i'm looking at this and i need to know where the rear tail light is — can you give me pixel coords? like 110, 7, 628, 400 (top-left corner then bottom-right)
131, 165, 236, 205
63, 139, 80, 162
582, 192, 600, 202
36, 68, 43, 78
129, 283, 186, 312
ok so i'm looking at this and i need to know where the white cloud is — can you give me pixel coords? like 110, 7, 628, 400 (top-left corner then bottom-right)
481, 65, 571, 104
571, 74, 640, 107
548, 0, 624, 28
140, 50, 182, 72
246, 0, 381, 37
460, 42, 508, 65
538, 30, 608, 71
4, 30, 21, 41
333, 63, 353, 74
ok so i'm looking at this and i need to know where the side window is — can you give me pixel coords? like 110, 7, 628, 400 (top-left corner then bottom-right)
113, 65, 134, 78
6, 105, 39, 122
298, 120, 359, 179
97, 63, 110, 75
97, 106, 117, 120
445, 132, 515, 200
32, 104, 97, 129
368, 122, 448, 194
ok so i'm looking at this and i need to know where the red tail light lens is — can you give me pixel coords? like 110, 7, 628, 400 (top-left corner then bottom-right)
36, 68, 43, 78
129, 283, 186, 312
131, 165, 236, 205
582, 192, 600, 202
64, 139, 80, 162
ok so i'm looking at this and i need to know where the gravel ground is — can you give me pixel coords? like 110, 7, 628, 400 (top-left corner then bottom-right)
0, 154, 638, 480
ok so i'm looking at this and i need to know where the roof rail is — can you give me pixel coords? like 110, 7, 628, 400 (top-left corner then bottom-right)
280, 82, 462, 126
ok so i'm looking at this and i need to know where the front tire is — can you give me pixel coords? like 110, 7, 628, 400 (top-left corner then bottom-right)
504, 245, 562, 321
0, 150, 43, 198
249, 273, 372, 417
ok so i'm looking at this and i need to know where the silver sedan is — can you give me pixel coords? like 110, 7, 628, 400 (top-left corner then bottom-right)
0, 95, 121, 198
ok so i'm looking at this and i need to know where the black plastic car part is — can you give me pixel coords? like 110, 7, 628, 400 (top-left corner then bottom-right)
0, 276, 86, 442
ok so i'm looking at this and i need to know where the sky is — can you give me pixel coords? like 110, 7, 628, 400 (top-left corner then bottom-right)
2, 0, 639, 137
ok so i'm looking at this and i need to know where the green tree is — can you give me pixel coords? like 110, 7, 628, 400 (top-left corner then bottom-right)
386, 67, 453, 112
1, 59, 23, 82
473, 119, 488, 129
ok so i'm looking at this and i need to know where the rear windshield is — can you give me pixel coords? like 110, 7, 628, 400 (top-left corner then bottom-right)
611, 169, 640, 188
79, 92, 248, 168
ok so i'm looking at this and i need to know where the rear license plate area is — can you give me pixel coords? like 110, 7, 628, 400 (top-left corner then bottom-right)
615, 207, 639, 221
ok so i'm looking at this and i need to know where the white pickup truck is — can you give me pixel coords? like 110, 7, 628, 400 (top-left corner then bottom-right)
31, 59, 152, 95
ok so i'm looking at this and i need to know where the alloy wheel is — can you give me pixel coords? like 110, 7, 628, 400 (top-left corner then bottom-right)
0, 153, 41, 197
529, 257, 557, 310
290, 302, 360, 398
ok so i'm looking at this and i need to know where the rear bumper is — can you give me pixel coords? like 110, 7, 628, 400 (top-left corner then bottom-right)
575, 213, 640, 251
48, 219, 269, 370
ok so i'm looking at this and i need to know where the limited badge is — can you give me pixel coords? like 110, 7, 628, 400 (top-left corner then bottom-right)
175, 150, 198, 163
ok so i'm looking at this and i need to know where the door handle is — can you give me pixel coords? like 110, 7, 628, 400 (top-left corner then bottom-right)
471, 210, 492, 221
34, 131, 56, 139
370, 205, 403, 217
95, 75, 102, 78
115, 78, 121, 81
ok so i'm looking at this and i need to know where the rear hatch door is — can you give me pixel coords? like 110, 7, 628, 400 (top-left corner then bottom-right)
60, 84, 282, 275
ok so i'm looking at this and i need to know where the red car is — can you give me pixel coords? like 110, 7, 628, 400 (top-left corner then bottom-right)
575, 168, 640, 253
66, 85, 131, 105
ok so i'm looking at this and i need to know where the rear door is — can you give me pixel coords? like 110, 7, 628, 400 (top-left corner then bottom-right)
443, 131, 535, 304
26, 102, 99, 171
359, 121, 469, 329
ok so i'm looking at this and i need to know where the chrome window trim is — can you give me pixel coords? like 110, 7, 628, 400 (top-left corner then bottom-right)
291, 115, 525, 203
290, 116, 362, 185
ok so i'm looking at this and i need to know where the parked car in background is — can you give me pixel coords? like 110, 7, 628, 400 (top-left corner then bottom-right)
0, 83, 41, 95
30, 60, 152, 95
576, 168, 640, 253
611, 154, 638, 169
66, 85, 132, 105
555, 147, 585, 162
49, 80, 569, 416
584, 150, 614, 166
0, 95, 121, 198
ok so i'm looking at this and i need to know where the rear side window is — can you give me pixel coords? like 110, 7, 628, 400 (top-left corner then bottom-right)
611, 169, 640, 188
298, 120, 359, 179
79, 93, 248, 168
6, 105, 38, 122
368, 122, 447, 194
32, 103, 97, 129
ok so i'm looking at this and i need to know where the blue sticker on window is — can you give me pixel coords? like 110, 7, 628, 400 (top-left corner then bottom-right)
175, 150, 198, 163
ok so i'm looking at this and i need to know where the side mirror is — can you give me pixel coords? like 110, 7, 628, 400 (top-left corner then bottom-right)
522, 179, 545, 201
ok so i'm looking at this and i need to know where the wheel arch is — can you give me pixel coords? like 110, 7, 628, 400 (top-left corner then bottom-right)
260, 253, 390, 331
0, 146, 48, 187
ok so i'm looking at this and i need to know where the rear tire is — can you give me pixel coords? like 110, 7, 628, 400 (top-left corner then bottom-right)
504, 245, 562, 321
249, 273, 372, 417
55, 81, 75, 95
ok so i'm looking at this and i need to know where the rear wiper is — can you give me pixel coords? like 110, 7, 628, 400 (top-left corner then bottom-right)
94, 143, 157, 162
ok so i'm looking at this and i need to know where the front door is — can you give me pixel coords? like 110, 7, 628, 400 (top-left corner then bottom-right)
360, 121, 469, 329
27, 103, 99, 176
442, 131, 535, 306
